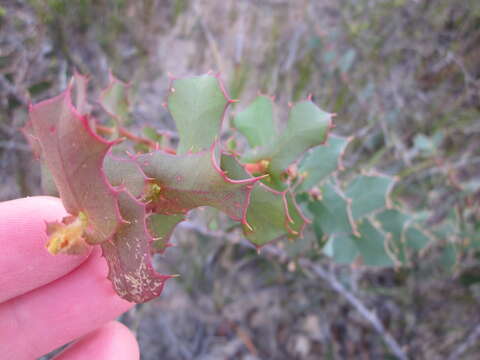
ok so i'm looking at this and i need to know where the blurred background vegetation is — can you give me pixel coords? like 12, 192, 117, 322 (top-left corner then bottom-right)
1, 0, 479, 359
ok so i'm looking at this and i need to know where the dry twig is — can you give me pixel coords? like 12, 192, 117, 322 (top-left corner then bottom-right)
178, 221, 409, 360
447, 323, 480, 360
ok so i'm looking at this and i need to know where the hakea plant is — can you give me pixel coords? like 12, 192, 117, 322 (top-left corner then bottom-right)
24, 71, 430, 303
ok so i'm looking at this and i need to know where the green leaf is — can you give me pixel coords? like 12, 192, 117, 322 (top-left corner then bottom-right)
104, 156, 146, 198
243, 100, 332, 181
135, 146, 258, 223
355, 219, 394, 266
245, 186, 307, 246
233, 95, 275, 148
314, 222, 328, 248
168, 74, 230, 154
346, 173, 396, 220
100, 73, 131, 127
376, 209, 409, 264
308, 181, 357, 236
221, 155, 308, 246
148, 214, 185, 253
298, 134, 351, 191
324, 233, 358, 264
405, 226, 430, 251
323, 219, 394, 267
440, 242, 457, 271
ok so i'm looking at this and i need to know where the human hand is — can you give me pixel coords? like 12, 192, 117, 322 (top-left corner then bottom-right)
0, 196, 139, 360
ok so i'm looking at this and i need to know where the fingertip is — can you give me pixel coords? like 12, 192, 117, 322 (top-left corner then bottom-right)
52, 321, 139, 360
0, 196, 92, 302
0, 247, 135, 360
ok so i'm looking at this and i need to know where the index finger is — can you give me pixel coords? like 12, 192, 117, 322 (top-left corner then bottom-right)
0, 196, 91, 303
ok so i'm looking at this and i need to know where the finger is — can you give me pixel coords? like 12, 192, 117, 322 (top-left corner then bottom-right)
0, 248, 134, 360
0, 196, 91, 303
52, 321, 139, 360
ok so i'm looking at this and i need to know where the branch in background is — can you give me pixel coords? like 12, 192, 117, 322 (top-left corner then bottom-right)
178, 221, 409, 360
193, 3, 225, 75
448, 323, 480, 360
234, 1, 247, 64
0, 140, 31, 152
0, 74, 30, 106
296, 256, 408, 360
282, 24, 306, 73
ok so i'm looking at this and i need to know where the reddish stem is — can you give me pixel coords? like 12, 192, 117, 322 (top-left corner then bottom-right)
96, 125, 176, 154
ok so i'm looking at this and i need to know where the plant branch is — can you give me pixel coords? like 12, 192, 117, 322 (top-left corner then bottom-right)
0, 74, 30, 106
178, 221, 409, 360
296, 256, 408, 360
448, 323, 480, 360
193, 3, 225, 75
0, 140, 31, 152
95, 125, 176, 154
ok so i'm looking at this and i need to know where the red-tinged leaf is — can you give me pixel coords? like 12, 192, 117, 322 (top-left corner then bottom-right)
101, 192, 171, 303
29, 84, 123, 244
134, 143, 260, 224
104, 155, 146, 198
40, 163, 59, 196
23, 119, 60, 196
22, 120, 42, 159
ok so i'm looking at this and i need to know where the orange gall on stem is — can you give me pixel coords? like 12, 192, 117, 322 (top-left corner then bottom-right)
244, 160, 270, 175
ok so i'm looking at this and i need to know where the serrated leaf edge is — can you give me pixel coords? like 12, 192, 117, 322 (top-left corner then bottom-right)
165, 72, 236, 153
330, 180, 360, 237
249, 182, 311, 248
370, 209, 408, 267
297, 134, 353, 191
99, 70, 132, 125
232, 93, 278, 146
344, 171, 398, 223
102, 188, 175, 303
29, 82, 128, 243
366, 215, 403, 268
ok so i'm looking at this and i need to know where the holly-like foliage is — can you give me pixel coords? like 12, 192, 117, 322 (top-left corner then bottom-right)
24, 72, 431, 303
